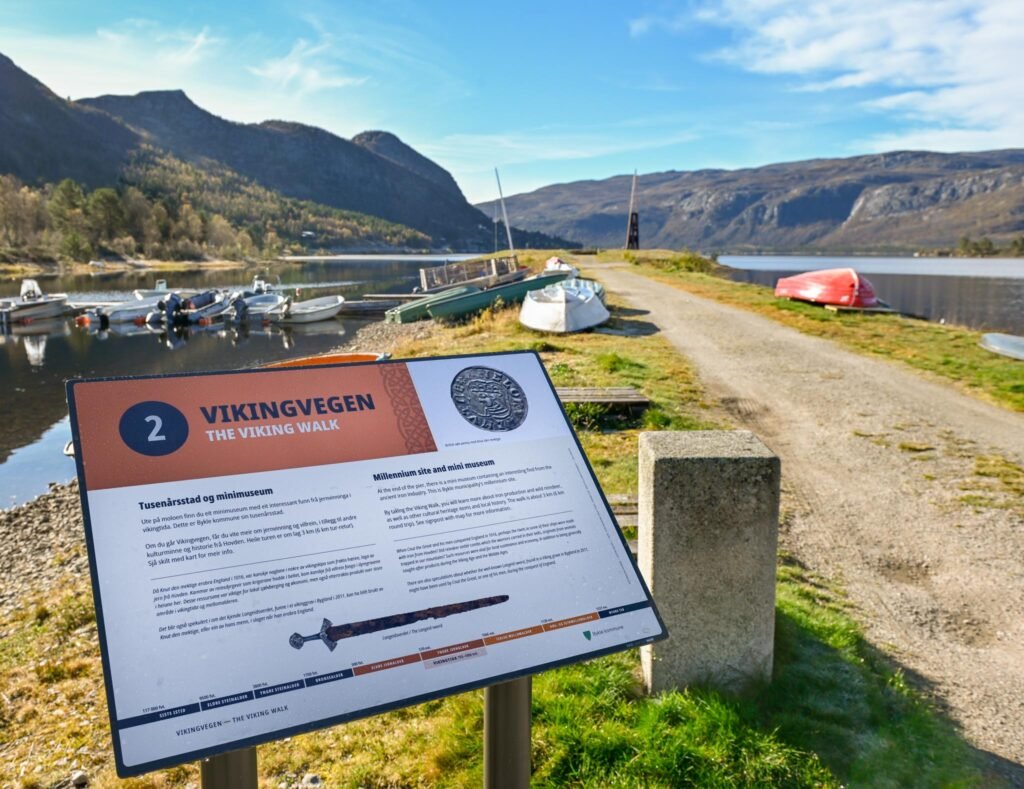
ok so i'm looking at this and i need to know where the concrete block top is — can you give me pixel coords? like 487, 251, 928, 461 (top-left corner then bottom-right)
639, 430, 775, 460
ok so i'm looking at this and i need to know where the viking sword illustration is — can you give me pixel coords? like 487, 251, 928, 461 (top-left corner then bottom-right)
289, 595, 510, 651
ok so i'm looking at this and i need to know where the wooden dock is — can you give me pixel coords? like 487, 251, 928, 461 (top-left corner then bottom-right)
338, 299, 400, 315
362, 293, 423, 302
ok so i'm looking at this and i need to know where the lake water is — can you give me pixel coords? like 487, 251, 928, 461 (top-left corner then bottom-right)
720, 256, 1024, 334
0, 258, 428, 508
3, 254, 1023, 509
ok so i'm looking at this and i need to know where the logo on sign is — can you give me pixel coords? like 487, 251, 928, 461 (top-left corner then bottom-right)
119, 401, 189, 456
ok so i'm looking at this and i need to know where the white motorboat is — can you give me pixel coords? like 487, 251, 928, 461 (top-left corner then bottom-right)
0, 279, 68, 323
233, 292, 289, 319
133, 279, 173, 299
274, 295, 345, 324
519, 278, 609, 333
100, 293, 171, 323
231, 278, 288, 320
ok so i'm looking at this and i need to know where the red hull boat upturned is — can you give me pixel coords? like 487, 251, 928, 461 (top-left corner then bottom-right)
774, 267, 880, 308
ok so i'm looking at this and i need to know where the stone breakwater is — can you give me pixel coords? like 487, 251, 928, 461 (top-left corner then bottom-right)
0, 480, 88, 612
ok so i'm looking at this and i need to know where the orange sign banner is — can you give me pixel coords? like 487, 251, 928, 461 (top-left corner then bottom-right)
69, 363, 436, 490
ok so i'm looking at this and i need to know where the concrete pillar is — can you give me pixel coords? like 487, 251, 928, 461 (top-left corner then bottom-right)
638, 431, 779, 694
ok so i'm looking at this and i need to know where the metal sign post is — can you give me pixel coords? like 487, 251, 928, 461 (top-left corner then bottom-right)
200, 747, 257, 788
484, 677, 532, 789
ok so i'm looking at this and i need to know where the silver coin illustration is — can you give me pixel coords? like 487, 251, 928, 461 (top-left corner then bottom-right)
450, 366, 528, 431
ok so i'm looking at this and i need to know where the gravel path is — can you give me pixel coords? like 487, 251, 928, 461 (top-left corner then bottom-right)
597, 264, 1024, 783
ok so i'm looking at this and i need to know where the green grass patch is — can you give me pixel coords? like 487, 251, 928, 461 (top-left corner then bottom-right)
395, 296, 717, 495
0, 282, 985, 785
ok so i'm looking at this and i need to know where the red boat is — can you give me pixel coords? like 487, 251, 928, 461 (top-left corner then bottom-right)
774, 267, 880, 308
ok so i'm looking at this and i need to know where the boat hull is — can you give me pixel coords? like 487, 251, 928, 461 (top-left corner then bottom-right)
774, 268, 879, 308
426, 271, 571, 320
265, 352, 387, 368
980, 333, 1024, 361
385, 285, 480, 323
276, 295, 344, 324
2, 296, 68, 322
519, 279, 609, 333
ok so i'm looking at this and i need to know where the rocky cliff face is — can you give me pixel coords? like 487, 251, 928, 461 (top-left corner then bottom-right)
486, 151, 1024, 252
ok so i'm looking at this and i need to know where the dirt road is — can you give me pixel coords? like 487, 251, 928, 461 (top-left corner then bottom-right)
596, 264, 1024, 780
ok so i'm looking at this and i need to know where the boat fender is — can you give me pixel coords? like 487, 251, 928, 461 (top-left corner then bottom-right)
75, 315, 91, 328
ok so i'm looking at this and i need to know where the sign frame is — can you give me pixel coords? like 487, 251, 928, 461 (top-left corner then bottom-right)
67, 350, 667, 777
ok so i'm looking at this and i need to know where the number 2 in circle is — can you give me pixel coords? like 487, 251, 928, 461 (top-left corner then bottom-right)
145, 415, 166, 442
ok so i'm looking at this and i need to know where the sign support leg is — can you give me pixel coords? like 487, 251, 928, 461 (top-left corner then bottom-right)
484, 676, 531, 789
201, 747, 257, 788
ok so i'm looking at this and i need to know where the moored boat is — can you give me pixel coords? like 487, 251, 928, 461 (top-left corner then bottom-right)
425, 271, 572, 321
0, 279, 69, 323
100, 293, 169, 324
979, 333, 1024, 361
519, 278, 609, 333
774, 268, 880, 308
274, 295, 344, 324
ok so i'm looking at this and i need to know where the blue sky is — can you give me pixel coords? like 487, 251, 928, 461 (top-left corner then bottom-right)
1, 0, 1020, 202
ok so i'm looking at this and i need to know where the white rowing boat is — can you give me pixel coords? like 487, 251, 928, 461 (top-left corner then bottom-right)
519, 278, 609, 333
274, 295, 345, 324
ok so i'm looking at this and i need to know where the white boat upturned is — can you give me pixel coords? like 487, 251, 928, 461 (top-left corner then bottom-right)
519, 278, 609, 333
980, 332, 1024, 361
274, 295, 345, 324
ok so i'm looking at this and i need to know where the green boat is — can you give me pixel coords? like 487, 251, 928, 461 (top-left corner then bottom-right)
425, 271, 571, 320
384, 285, 481, 324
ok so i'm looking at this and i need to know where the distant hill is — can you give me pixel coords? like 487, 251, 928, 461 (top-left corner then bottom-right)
480, 151, 1024, 253
0, 53, 139, 188
0, 53, 572, 252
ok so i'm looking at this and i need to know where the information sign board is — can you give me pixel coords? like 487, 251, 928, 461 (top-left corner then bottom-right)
67, 351, 667, 776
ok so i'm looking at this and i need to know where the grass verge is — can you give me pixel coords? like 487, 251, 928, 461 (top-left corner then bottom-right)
0, 297, 984, 786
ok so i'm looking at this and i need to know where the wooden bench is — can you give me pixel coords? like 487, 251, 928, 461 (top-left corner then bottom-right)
555, 387, 650, 408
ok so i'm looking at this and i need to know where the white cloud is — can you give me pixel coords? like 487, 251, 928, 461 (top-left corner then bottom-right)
249, 38, 366, 94
0, 20, 224, 97
628, 13, 689, 37
696, 0, 1024, 152
422, 125, 701, 202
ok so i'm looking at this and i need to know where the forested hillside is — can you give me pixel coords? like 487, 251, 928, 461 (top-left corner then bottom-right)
0, 148, 428, 263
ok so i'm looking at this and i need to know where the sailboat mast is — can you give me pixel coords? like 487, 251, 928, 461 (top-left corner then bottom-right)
495, 168, 516, 255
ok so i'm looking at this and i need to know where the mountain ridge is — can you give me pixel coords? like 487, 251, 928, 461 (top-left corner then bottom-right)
479, 150, 1024, 252
0, 53, 573, 251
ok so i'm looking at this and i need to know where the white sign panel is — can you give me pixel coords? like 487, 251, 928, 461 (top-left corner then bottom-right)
67, 351, 666, 776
